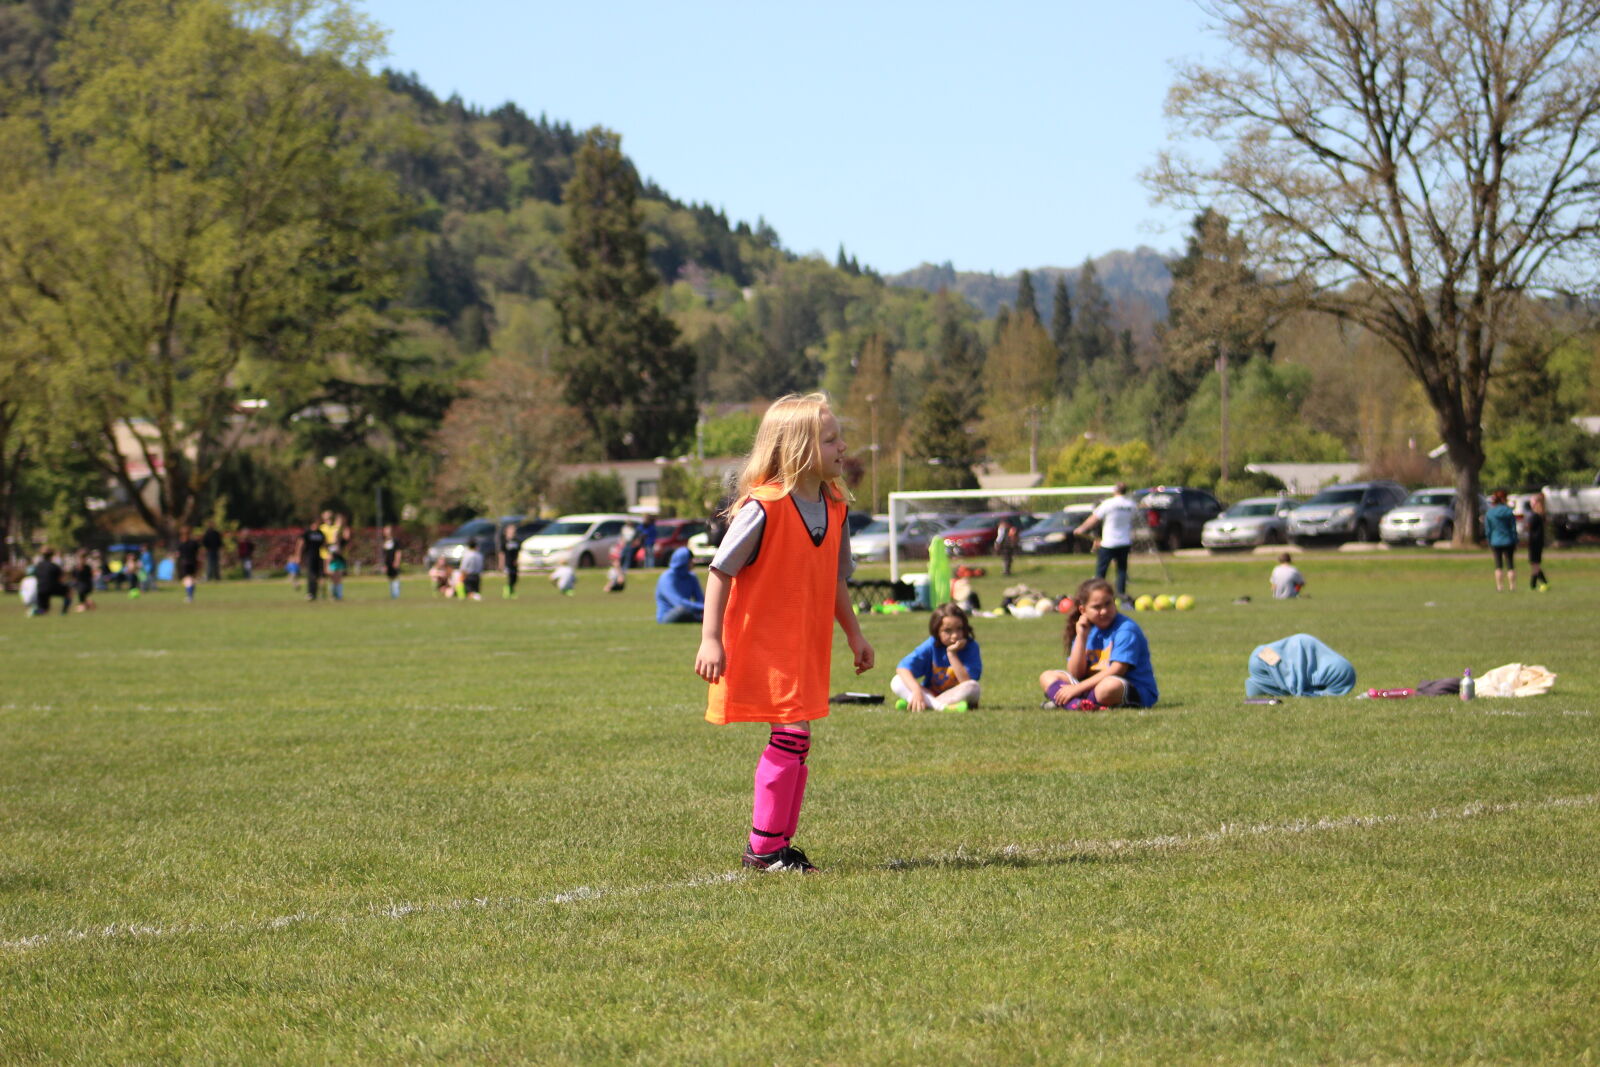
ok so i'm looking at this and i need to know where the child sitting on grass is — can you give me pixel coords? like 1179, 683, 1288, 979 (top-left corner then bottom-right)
1038, 577, 1159, 711
892, 603, 982, 712
1270, 552, 1305, 599
428, 557, 454, 596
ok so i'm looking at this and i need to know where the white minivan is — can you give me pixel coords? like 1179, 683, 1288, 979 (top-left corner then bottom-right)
516, 513, 636, 570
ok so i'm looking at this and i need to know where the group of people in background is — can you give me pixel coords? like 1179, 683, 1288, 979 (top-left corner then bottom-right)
295, 511, 354, 602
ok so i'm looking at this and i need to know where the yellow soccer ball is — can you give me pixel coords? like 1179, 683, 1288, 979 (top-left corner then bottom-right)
1153, 594, 1173, 611
1175, 594, 1195, 611
1133, 594, 1153, 612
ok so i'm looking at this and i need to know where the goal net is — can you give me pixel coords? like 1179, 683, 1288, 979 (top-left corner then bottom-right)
883, 485, 1117, 581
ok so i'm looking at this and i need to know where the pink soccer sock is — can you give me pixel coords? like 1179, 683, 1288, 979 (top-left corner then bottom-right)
749, 729, 810, 855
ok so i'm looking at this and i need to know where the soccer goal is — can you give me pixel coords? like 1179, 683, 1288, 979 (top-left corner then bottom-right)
884, 485, 1117, 581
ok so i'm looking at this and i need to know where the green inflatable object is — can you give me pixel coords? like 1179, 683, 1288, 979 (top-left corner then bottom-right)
926, 533, 952, 609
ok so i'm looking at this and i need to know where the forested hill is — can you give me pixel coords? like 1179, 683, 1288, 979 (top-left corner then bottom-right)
888, 248, 1173, 328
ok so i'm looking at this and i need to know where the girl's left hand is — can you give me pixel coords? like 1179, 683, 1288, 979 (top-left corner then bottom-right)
850, 635, 875, 674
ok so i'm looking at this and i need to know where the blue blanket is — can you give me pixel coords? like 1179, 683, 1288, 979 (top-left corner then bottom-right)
1246, 633, 1356, 697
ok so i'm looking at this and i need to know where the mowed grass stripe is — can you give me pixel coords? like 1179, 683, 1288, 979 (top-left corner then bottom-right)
5, 791, 1596, 954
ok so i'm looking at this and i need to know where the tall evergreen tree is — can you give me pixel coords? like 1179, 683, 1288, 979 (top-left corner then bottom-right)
554, 127, 696, 459
902, 385, 981, 491
1050, 275, 1074, 390
1015, 270, 1039, 323
1070, 258, 1116, 370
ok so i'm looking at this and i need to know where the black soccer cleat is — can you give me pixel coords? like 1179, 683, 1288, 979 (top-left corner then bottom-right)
741, 845, 820, 873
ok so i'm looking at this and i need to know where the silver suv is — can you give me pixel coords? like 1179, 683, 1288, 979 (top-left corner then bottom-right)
1288, 480, 1407, 544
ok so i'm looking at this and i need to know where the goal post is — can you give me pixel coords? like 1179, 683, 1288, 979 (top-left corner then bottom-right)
885, 485, 1117, 582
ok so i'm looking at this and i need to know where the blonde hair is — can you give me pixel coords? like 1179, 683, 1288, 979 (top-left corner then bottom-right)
729, 393, 848, 512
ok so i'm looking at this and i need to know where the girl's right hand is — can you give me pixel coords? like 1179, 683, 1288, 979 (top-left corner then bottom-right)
1075, 613, 1094, 640
907, 692, 928, 712
695, 637, 725, 682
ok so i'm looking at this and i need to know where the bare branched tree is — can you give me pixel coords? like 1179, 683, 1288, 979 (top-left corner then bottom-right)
1151, 0, 1600, 542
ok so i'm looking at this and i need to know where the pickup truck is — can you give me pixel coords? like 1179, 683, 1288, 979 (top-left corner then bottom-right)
1542, 477, 1600, 540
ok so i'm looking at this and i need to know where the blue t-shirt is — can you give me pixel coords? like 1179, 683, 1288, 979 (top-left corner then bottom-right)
1483, 504, 1517, 547
1085, 613, 1158, 706
897, 636, 983, 694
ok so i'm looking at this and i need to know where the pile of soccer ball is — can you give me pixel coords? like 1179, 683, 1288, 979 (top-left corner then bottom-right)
1132, 593, 1195, 612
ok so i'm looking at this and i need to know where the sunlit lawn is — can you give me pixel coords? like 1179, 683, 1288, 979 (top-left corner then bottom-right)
3, 548, 1597, 1063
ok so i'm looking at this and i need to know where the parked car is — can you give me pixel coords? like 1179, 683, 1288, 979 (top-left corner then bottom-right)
851, 514, 957, 563
516, 513, 635, 570
425, 515, 525, 566
685, 530, 717, 565
1379, 488, 1469, 545
1133, 486, 1224, 551
1201, 496, 1300, 550
1288, 480, 1407, 544
846, 510, 876, 537
939, 511, 1038, 558
1018, 505, 1096, 555
632, 518, 708, 567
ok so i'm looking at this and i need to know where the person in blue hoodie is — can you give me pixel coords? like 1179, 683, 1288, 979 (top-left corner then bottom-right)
655, 546, 705, 623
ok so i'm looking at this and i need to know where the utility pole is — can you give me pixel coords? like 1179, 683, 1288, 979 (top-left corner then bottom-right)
865, 394, 880, 512
1217, 346, 1230, 482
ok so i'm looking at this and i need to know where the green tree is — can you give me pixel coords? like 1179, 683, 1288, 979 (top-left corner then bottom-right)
842, 333, 900, 512
1483, 423, 1596, 490
1045, 439, 1155, 487
980, 314, 1056, 471
1069, 259, 1116, 371
1050, 275, 1074, 390
554, 127, 695, 459
1153, 0, 1600, 544
553, 471, 627, 515
1014, 270, 1039, 323
433, 357, 579, 516
0, 0, 402, 541
700, 410, 761, 457
901, 386, 980, 492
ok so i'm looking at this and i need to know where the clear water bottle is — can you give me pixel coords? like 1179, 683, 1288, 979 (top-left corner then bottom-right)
1460, 668, 1475, 701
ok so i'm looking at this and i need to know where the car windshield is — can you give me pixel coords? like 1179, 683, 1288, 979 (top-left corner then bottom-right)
858, 520, 893, 535
449, 519, 495, 538
1224, 502, 1279, 518
1026, 512, 1074, 533
538, 520, 596, 537
1404, 491, 1454, 507
1307, 488, 1365, 506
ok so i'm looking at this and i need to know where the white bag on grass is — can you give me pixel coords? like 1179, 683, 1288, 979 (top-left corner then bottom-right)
1476, 663, 1556, 698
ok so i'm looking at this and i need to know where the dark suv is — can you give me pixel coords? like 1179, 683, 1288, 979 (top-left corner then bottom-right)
1133, 486, 1224, 551
1287, 480, 1407, 544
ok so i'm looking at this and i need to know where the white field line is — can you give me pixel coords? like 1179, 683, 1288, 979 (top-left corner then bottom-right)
4, 793, 1598, 956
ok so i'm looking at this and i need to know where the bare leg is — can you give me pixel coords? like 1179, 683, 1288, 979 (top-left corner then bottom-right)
929, 679, 981, 709
1092, 676, 1129, 707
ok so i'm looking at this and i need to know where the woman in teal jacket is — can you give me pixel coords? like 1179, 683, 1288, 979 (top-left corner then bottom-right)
1483, 489, 1518, 592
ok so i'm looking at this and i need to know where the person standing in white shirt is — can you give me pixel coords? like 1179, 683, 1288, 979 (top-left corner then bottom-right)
1074, 482, 1136, 600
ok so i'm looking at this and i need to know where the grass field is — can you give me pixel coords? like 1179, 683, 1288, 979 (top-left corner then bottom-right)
3, 550, 1598, 1063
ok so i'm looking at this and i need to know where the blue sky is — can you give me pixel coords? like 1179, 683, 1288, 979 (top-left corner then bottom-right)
372, 0, 1219, 276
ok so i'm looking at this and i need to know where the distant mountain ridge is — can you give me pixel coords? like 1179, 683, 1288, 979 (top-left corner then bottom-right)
886, 247, 1173, 328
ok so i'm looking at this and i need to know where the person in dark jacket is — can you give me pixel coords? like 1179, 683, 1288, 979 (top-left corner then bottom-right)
32, 548, 71, 616
1526, 491, 1549, 591
654, 546, 705, 623
201, 525, 223, 581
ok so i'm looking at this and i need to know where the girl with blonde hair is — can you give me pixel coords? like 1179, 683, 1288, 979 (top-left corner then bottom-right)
695, 393, 874, 873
